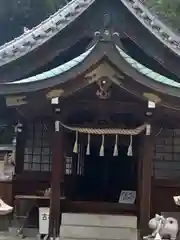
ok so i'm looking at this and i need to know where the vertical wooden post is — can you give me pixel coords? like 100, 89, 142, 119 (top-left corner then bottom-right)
15, 123, 26, 174
139, 127, 155, 236
48, 119, 64, 239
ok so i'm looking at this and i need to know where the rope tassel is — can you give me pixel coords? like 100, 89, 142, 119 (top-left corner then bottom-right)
100, 135, 105, 157
146, 124, 151, 136
127, 135, 133, 156
86, 134, 91, 155
73, 131, 78, 154
113, 135, 118, 156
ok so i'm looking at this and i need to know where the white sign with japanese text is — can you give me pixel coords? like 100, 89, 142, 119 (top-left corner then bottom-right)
39, 207, 49, 234
119, 190, 136, 204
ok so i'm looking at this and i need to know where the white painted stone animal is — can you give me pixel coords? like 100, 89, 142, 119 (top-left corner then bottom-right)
148, 214, 178, 240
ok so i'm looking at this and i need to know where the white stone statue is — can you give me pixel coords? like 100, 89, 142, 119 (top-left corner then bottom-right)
144, 214, 178, 240
0, 198, 13, 215
3, 152, 15, 180
173, 195, 180, 206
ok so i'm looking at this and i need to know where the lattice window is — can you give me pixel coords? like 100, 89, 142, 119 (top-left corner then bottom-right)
24, 120, 53, 172
154, 128, 180, 179
65, 156, 72, 175
65, 144, 84, 176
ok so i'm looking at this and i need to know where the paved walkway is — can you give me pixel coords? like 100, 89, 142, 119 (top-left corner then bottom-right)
0, 232, 36, 240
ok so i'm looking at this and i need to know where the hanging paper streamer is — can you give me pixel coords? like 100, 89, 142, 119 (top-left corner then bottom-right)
127, 135, 133, 156
73, 131, 78, 153
86, 134, 91, 155
100, 135, 105, 157
113, 135, 118, 156
146, 124, 151, 136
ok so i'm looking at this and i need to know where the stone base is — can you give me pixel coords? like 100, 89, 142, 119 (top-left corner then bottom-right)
0, 215, 10, 231
60, 213, 138, 240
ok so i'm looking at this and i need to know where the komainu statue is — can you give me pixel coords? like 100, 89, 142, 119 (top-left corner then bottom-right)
0, 198, 13, 215
144, 214, 178, 240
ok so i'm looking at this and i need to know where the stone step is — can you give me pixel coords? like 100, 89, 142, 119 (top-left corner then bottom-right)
60, 225, 138, 240
9, 227, 38, 238
62, 213, 137, 229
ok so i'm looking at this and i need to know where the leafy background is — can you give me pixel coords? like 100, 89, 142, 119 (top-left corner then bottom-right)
0, 0, 70, 45
145, 0, 180, 33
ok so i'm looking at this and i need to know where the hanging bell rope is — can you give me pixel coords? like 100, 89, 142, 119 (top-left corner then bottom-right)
146, 124, 151, 136
60, 121, 147, 135
73, 131, 78, 153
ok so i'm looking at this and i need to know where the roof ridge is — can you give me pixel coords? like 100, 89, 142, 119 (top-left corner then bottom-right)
0, 0, 95, 67
121, 0, 180, 56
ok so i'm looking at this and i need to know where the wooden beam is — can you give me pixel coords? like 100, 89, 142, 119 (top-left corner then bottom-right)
139, 126, 155, 236
48, 121, 65, 238
60, 100, 147, 116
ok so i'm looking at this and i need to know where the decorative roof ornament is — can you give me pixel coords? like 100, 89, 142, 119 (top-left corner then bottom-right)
0, 0, 179, 69
0, 0, 95, 67
96, 77, 112, 100
94, 13, 121, 45
23, 27, 30, 33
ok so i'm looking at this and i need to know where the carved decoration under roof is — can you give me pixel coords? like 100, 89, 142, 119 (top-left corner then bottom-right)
6, 96, 27, 107
96, 77, 112, 100
85, 62, 124, 85
143, 92, 161, 103
46, 89, 64, 99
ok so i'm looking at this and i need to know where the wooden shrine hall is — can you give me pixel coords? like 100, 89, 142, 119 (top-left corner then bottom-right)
1, 0, 180, 239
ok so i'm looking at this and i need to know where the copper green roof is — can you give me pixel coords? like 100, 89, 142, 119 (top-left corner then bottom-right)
6, 44, 96, 84
116, 45, 180, 89
7, 42, 180, 89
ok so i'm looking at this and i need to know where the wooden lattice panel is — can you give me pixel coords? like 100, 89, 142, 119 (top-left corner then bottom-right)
154, 129, 180, 179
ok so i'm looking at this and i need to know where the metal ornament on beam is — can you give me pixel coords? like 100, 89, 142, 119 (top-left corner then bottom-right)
145, 99, 156, 136
50, 97, 61, 117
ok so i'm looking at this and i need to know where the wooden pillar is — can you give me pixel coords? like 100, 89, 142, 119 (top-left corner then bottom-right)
139, 127, 155, 236
15, 123, 26, 174
48, 119, 64, 239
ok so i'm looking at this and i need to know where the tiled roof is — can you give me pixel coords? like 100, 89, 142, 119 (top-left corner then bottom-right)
121, 0, 180, 56
0, 0, 95, 67
0, 0, 180, 69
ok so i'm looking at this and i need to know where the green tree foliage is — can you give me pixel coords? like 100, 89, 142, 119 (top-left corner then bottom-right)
145, 0, 180, 33
0, 0, 70, 44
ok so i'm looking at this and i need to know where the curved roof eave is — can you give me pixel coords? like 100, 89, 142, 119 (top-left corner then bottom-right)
1, 39, 180, 98
120, 0, 180, 57
0, 0, 95, 67
7, 44, 96, 84
115, 45, 180, 89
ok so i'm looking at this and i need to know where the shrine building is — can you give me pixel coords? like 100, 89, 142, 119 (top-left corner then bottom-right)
0, 0, 180, 239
